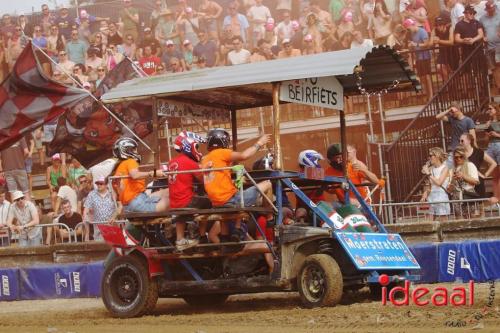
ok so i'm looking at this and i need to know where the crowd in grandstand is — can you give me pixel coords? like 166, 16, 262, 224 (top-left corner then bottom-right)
0, 0, 499, 248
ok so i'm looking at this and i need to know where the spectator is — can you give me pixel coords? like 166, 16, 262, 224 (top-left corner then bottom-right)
403, 0, 430, 32
56, 50, 75, 84
68, 157, 87, 189
95, 66, 107, 86
485, 103, 500, 199
223, 1, 250, 44
86, 48, 104, 81
329, 31, 353, 51
386, 24, 408, 51
32, 128, 45, 167
169, 56, 184, 73
0, 39, 8, 83
119, 0, 140, 42
432, 15, 459, 82
25, 133, 35, 194
32, 25, 51, 77
420, 147, 451, 221
263, 18, 278, 48
278, 38, 301, 58
448, 0, 465, 27
0, 188, 11, 228
139, 45, 161, 75
276, 10, 294, 44
88, 157, 117, 190
290, 20, 303, 50
405, 18, 433, 98
454, 5, 484, 62
75, 9, 110, 27
6, 25, 28, 70
449, 145, 480, 201
77, 17, 92, 43
156, 9, 180, 47
193, 30, 219, 67
54, 176, 77, 214
46, 154, 67, 210
480, 2, 500, 91
369, 0, 392, 44
107, 22, 123, 46
350, 30, 374, 48
302, 33, 317, 55
156, 63, 167, 73
182, 40, 194, 70
6, 191, 40, 247
89, 33, 106, 58
250, 38, 275, 62
227, 36, 251, 65
192, 56, 207, 69
198, 0, 223, 41
336, 11, 355, 42
84, 176, 118, 241
18, 13, 33, 37
460, 133, 497, 197
247, 0, 272, 47
1, 14, 16, 42
303, 13, 324, 53
0, 138, 30, 199
309, 0, 334, 31
138, 27, 161, 58
40, 3, 56, 36
177, 7, 200, 48
47, 25, 66, 61
55, 6, 74, 40
76, 174, 92, 215
150, 0, 166, 34
72, 63, 89, 86
47, 199, 85, 244
436, 102, 476, 153
329, 0, 347, 23
103, 43, 124, 71
66, 29, 88, 65
121, 34, 137, 60
162, 40, 186, 71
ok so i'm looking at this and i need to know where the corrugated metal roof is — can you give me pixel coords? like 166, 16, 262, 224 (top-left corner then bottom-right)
101, 46, 420, 109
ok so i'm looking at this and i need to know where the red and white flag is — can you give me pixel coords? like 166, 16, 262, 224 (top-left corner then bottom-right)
0, 41, 88, 150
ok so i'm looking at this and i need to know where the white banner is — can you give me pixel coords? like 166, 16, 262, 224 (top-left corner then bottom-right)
280, 76, 344, 110
156, 99, 230, 121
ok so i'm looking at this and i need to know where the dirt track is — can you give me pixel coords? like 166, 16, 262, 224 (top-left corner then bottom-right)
0, 283, 499, 333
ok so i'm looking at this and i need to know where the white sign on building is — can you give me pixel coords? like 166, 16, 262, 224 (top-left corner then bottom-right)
156, 99, 230, 121
279, 76, 344, 110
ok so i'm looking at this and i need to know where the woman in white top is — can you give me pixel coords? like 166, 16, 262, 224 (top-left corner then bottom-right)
421, 147, 450, 221
451, 145, 480, 199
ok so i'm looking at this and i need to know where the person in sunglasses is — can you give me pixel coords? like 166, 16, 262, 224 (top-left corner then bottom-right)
6, 191, 41, 247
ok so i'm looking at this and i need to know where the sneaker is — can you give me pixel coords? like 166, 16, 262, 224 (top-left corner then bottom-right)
175, 238, 199, 251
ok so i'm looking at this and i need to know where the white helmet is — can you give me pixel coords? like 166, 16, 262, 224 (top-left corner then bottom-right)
298, 149, 324, 168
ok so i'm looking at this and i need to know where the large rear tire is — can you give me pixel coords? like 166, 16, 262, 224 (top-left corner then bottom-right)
101, 255, 158, 318
182, 294, 229, 307
297, 254, 343, 308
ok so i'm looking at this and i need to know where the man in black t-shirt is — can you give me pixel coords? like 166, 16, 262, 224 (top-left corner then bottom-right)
454, 5, 484, 61
55, 199, 86, 242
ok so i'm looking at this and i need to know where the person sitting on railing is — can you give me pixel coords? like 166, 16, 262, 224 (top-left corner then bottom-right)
84, 176, 120, 241
111, 137, 168, 213
295, 149, 327, 225
420, 147, 451, 221
47, 199, 85, 244
448, 145, 480, 217
6, 191, 41, 247
325, 143, 382, 208
201, 128, 271, 243
168, 131, 211, 251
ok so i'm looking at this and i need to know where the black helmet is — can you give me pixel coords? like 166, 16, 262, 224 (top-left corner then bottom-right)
206, 128, 230, 150
326, 143, 342, 160
113, 137, 141, 162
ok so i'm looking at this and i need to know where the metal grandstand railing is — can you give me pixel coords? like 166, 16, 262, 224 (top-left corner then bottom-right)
384, 44, 490, 203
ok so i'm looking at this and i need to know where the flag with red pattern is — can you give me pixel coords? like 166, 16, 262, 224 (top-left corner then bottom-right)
0, 42, 88, 151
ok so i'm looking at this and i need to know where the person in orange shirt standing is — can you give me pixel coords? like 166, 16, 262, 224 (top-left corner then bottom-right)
201, 128, 271, 242
325, 143, 381, 207
112, 137, 168, 213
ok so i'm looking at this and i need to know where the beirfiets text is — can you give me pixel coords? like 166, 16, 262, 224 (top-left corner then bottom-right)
279, 77, 344, 110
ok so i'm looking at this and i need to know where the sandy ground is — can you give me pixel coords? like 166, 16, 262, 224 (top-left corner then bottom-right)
0, 282, 499, 333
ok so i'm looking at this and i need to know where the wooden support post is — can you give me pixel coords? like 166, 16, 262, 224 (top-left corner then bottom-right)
231, 109, 237, 151
272, 82, 283, 170
152, 97, 159, 169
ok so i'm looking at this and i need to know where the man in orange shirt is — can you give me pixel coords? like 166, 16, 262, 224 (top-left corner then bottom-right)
325, 143, 380, 207
112, 137, 169, 213
201, 128, 271, 242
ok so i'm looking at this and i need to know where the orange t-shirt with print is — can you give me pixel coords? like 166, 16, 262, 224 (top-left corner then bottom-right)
325, 162, 369, 202
114, 158, 145, 205
201, 148, 237, 206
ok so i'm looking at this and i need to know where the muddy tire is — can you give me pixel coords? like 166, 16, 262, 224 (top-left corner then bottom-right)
101, 255, 158, 318
182, 294, 229, 307
297, 254, 343, 308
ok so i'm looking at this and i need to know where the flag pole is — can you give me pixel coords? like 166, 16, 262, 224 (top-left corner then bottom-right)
29, 41, 154, 152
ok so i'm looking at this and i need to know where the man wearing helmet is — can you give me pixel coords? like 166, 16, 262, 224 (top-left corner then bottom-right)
296, 149, 326, 223
168, 131, 211, 250
201, 128, 271, 242
325, 143, 381, 206
112, 137, 169, 213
